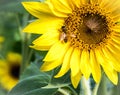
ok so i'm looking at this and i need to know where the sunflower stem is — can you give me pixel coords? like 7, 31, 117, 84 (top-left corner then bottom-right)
102, 75, 107, 95
25, 49, 33, 64
67, 86, 78, 95
92, 81, 100, 95
16, 13, 30, 75
80, 77, 92, 95
97, 73, 107, 95
111, 74, 120, 95
20, 33, 30, 74
58, 88, 70, 95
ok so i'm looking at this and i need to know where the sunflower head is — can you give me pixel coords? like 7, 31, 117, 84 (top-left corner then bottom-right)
0, 52, 21, 90
22, 0, 120, 88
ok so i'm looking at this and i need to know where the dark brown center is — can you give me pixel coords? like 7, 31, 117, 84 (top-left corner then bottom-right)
59, 4, 114, 50
10, 65, 20, 79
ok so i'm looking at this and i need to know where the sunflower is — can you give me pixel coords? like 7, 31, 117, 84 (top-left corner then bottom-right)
0, 36, 5, 50
0, 36, 4, 43
0, 52, 21, 90
22, 0, 120, 88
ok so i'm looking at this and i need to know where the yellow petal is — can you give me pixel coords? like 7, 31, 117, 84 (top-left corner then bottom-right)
111, 35, 120, 44
111, 13, 120, 22
94, 48, 118, 84
111, 25, 120, 33
7, 52, 21, 65
0, 60, 8, 74
108, 39, 120, 58
0, 36, 5, 43
106, 42, 120, 71
22, 2, 54, 18
43, 41, 70, 61
67, 0, 74, 9
71, 0, 81, 8
95, 48, 113, 71
102, 46, 120, 72
99, 0, 113, 10
1, 76, 16, 91
46, 1, 68, 17
111, 32, 120, 38
48, 0, 72, 14
40, 58, 62, 71
59, 0, 72, 10
101, 0, 112, 6
70, 48, 81, 77
90, 50, 101, 83
95, 48, 106, 65
71, 71, 82, 88
107, 42, 120, 61
23, 18, 64, 34
30, 45, 50, 51
55, 47, 73, 77
33, 30, 58, 42
90, 0, 100, 4
112, 33, 120, 41
32, 31, 59, 46
80, 49, 91, 79
80, 0, 90, 4
103, 68, 118, 85
100, 0, 120, 16
67, 0, 89, 9
110, 1, 120, 16
108, 40, 120, 52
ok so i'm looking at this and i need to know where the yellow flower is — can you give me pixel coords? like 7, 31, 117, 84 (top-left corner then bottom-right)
0, 52, 21, 90
22, 0, 120, 88
0, 36, 5, 43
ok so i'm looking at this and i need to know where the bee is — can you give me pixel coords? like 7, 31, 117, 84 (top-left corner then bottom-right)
59, 26, 76, 43
59, 26, 68, 43
59, 32, 68, 43
61, 26, 67, 33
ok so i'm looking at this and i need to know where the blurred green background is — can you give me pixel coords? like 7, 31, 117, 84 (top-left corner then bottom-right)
0, 0, 26, 94
0, 0, 120, 95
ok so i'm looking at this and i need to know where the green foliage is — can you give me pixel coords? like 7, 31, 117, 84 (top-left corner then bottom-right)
0, 0, 25, 13
7, 63, 71, 95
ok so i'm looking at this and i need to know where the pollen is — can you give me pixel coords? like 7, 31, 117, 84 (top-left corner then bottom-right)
59, 4, 115, 50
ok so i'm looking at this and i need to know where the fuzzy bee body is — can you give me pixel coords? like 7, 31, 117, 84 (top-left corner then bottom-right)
59, 32, 68, 43
59, 26, 76, 43
59, 26, 68, 43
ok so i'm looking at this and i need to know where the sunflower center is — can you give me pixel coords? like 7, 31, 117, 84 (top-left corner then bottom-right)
10, 64, 20, 79
59, 4, 114, 50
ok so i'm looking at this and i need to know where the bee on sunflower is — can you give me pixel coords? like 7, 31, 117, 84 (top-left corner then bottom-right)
22, 0, 120, 88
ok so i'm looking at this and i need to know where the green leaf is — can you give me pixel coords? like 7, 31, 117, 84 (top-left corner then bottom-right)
7, 64, 58, 95
7, 76, 57, 95
51, 68, 71, 85
20, 63, 44, 80
7, 62, 73, 95
0, 86, 7, 95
